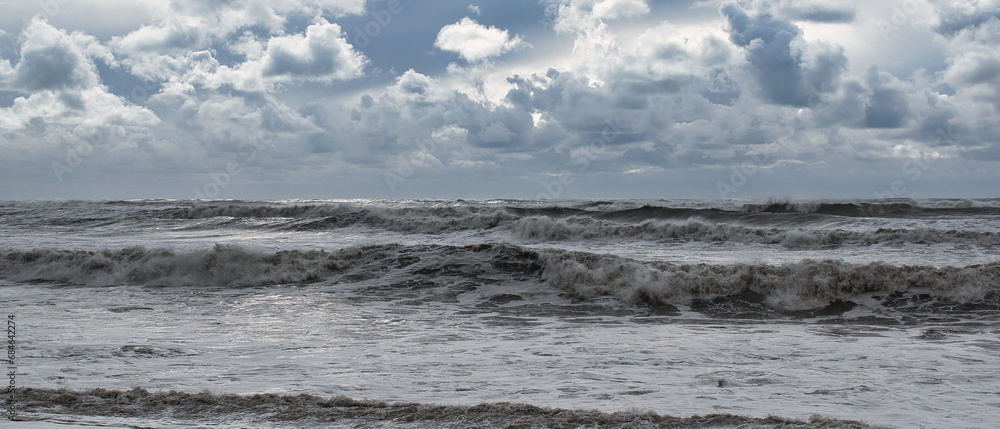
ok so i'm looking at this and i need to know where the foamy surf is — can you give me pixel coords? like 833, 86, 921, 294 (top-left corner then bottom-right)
9, 388, 883, 429
2, 243, 997, 314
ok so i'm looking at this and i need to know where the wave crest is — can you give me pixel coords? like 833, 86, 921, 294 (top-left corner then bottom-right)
14, 387, 881, 428
512, 216, 1000, 247
0, 244, 392, 287
539, 250, 1000, 309
4, 244, 998, 312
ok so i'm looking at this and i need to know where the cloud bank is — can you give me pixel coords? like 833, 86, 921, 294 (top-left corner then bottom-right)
0, 0, 998, 199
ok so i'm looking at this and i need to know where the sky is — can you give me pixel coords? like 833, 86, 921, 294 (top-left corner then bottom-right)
0, 0, 998, 200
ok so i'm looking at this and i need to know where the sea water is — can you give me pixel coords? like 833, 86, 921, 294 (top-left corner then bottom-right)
2, 198, 999, 428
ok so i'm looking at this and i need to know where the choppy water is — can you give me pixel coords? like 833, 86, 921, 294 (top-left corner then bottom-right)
2, 198, 1000, 428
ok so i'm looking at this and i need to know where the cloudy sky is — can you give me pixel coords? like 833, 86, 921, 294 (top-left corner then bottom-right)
1, 0, 998, 200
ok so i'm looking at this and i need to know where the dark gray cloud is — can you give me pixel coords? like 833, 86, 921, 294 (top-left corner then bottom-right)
722, 4, 846, 107
7, 20, 98, 92
782, 5, 856, 23
16, 44, 87, 90
935, 9, 1000, 36
863, 67, 909, 129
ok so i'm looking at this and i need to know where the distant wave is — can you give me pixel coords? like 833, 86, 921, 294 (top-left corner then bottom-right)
172, 198, 1000, 220
510, 216, 1000, 247
166, 203, 1000, 247
5, 200, 1000, 249
14, 387, 881, 428
742, 198, 1000, 217
3, 244, 997, 312
5, 198, 1000, 220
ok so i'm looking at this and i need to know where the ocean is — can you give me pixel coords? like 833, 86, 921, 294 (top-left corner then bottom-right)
2, 198, 999, 428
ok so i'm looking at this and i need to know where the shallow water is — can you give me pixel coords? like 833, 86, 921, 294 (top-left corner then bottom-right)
7, 279, 1000, 427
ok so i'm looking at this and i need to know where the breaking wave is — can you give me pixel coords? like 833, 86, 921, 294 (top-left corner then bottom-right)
173, 204, 1000, 248
3, 244, 998, 313
0, 244, 394, 287
12, 387, 881, 428
741, 198, 1000, 217
539, 249, 1000, 309
152, 199, 1000, 248
0, 244, 540, 288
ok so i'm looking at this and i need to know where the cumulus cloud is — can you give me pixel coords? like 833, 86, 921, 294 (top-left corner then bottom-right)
933, 0, 1000, 35
552, 0, 650, 31
942, 18, 1000, 93
0, 19, 156, 135
435, 17, 526, 62
115, 19, 206, 54
122, 0, 369, 49
5, 18, 100, 92
946, 51, 1000, 86
722, 4, 846, 106
260, 19, 366, 81
863, 66, 910, 128
111, 0, 372, 83
590, 0, 650, 21
547, 0, 650, 78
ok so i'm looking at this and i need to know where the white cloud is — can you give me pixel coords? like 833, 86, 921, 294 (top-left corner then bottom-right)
259, 19, 367, 82
591, 0, 650, 21
0, 18, 157, 137
435, 17, 526, 62
547, 0, 652, 78
552, 0, 650, 34
111, 0, 372, 85
4, 18, 100, 92
115, 18, 206, 54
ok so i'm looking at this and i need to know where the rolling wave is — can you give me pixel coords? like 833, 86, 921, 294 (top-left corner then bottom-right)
8, 197, 1000, 223
3, 244, 997, 313
742, 198, 1000, 217
538, 249, 1000, 310
174, 198, 1000, 220
13, 387, 879, 428
5, 199, 999, 249
510, 217, 1000, 247
0, 244, 395, 287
